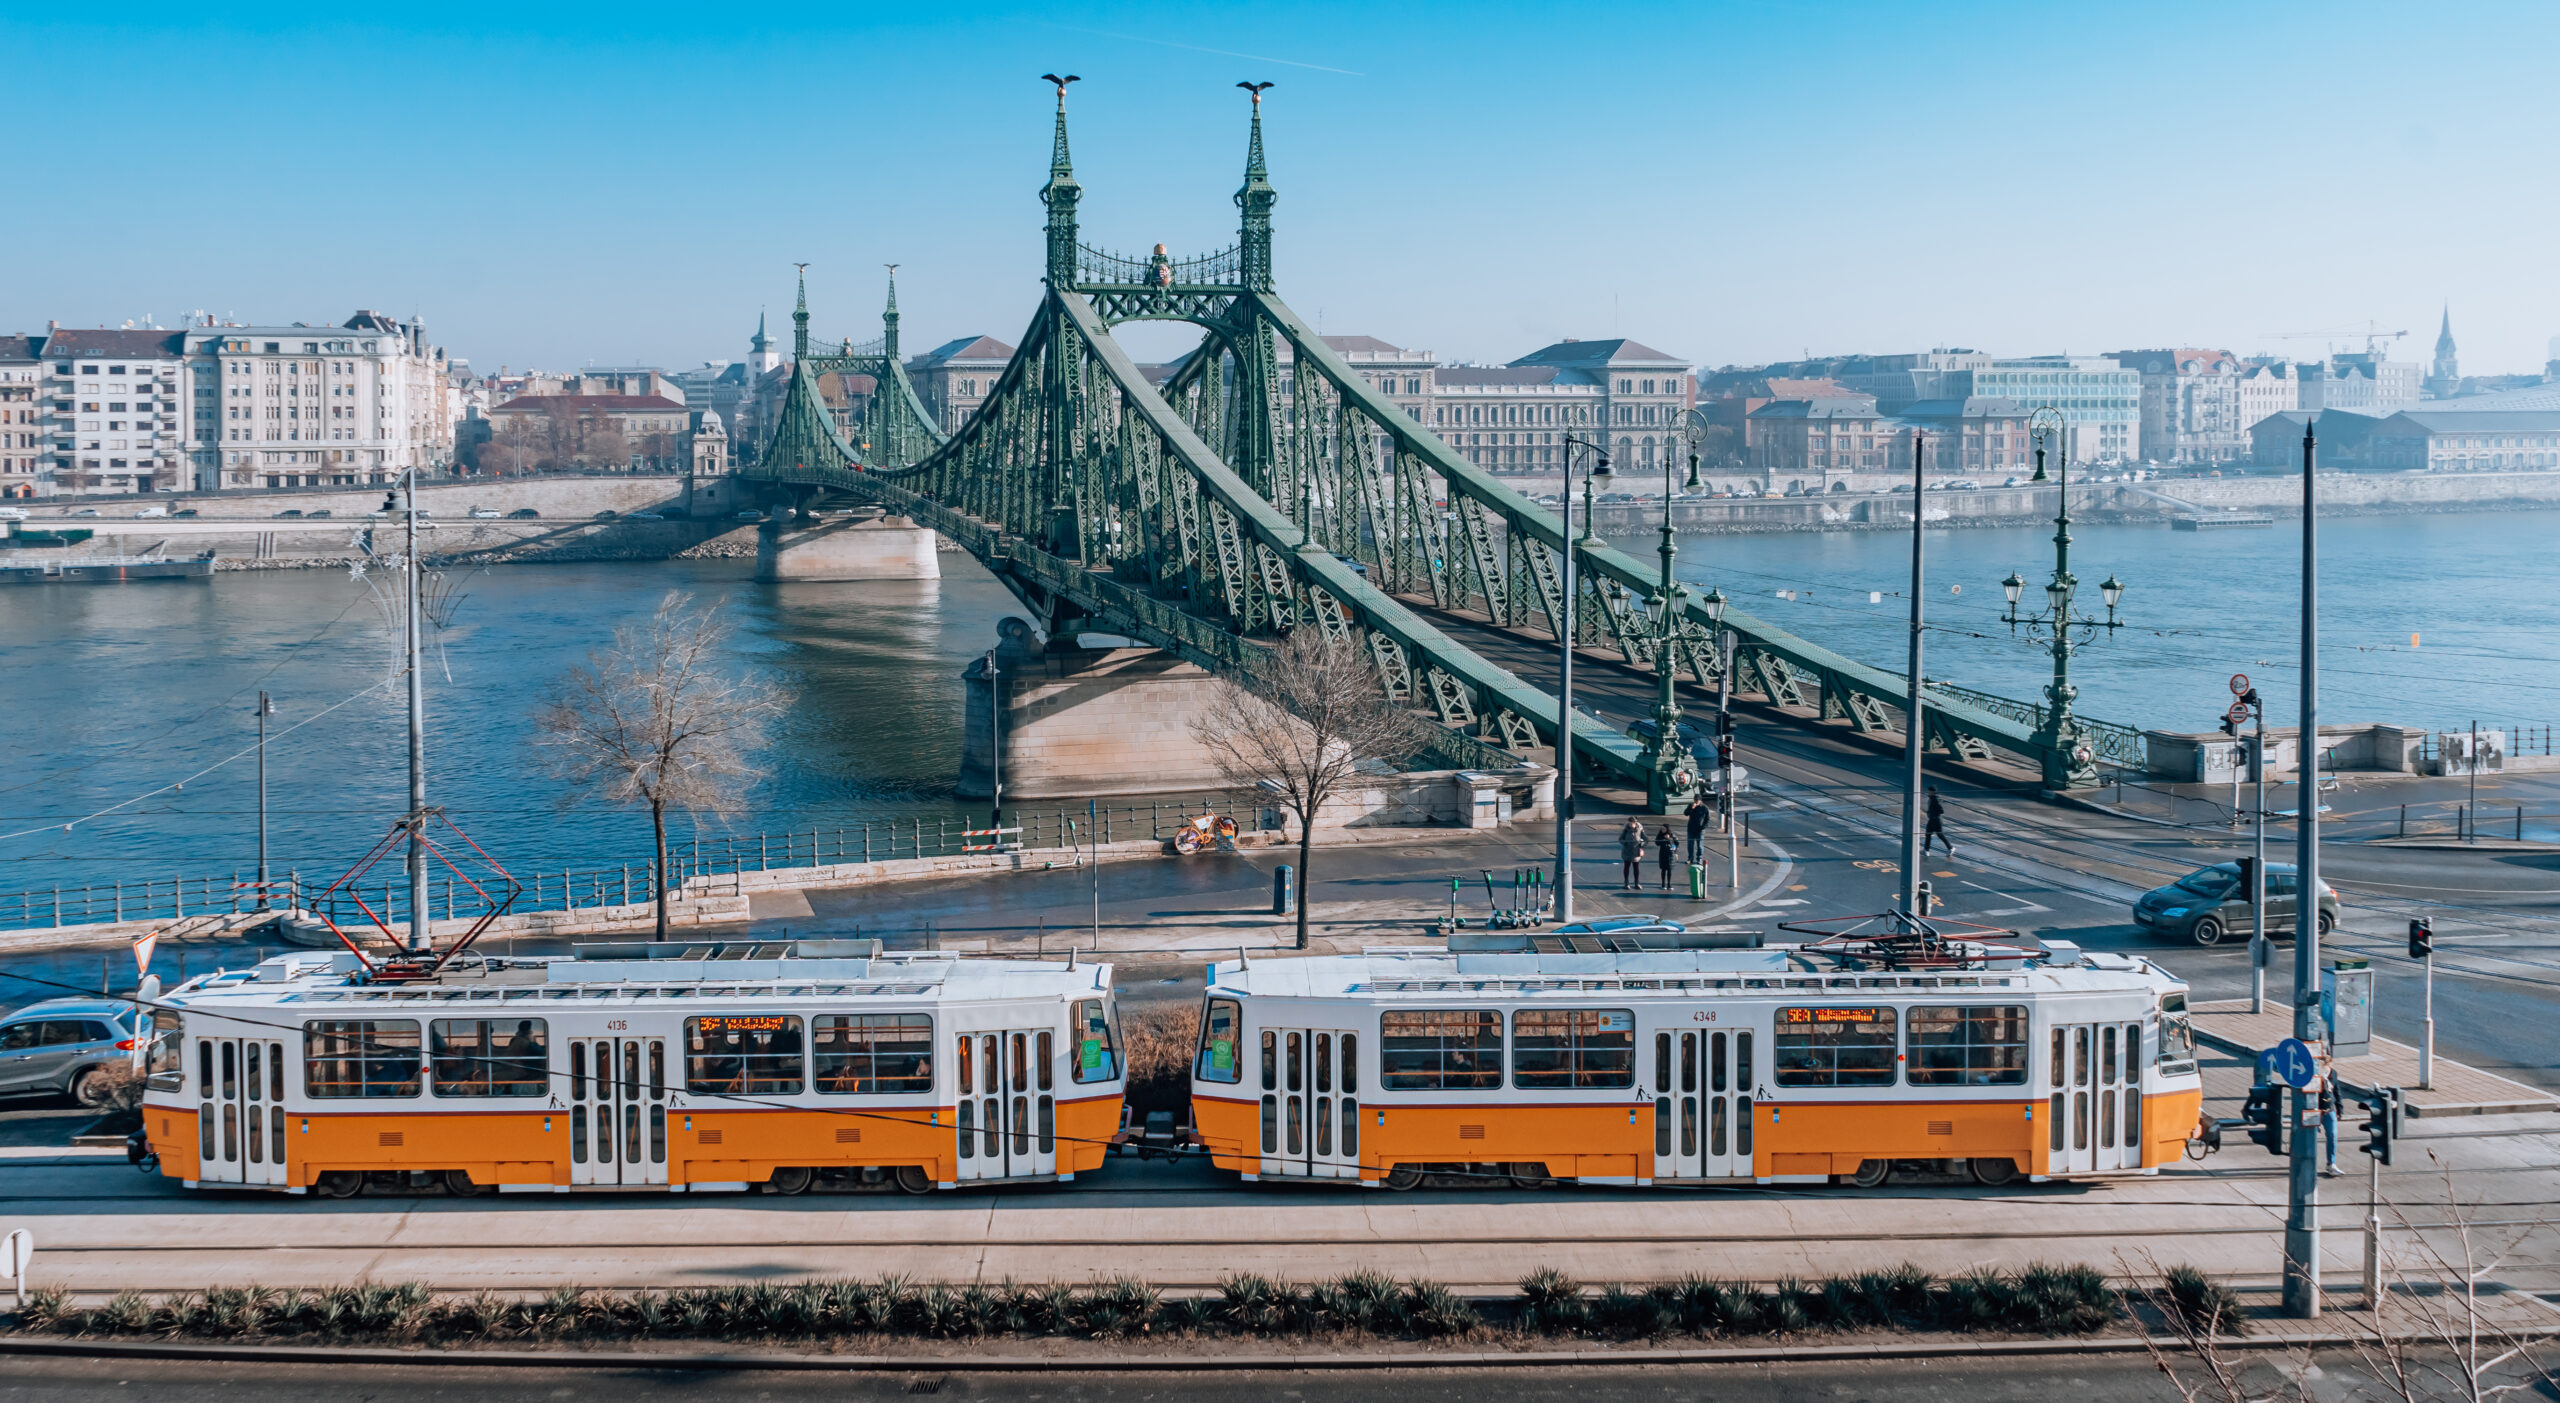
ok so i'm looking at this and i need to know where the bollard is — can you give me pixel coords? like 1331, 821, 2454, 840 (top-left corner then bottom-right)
1274, 865, 1296, 916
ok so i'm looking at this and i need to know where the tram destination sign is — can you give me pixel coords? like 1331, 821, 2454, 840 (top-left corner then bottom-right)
694, 1015, 792, 1034
1783, 1007, 1881, 1024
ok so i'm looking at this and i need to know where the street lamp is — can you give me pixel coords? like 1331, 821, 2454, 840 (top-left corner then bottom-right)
1637, 449, 1703, 813
2002, 406, 2128, 789
1553, 434, 1612, 923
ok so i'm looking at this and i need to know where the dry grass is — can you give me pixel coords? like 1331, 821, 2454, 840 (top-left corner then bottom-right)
1119, 1002, 1200, 1113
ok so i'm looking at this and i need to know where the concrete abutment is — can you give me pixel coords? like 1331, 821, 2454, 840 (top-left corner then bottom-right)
753, 512, 941, 582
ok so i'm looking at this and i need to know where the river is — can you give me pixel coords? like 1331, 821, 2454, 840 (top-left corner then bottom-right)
1, 510, 2551, 894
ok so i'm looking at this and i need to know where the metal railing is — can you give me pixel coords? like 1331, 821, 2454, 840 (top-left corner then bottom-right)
0, 795, 1278, 935
1923, 681, 2148, 772
2415, 726, 2552, 765
1075, 243, 1241, 288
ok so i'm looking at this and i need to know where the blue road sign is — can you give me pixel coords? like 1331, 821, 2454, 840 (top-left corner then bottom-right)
2257, 1047, 2281, 1083
2271, 1037, 2318, 1089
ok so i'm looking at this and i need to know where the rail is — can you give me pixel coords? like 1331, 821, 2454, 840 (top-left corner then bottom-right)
1922, 681, 2149, 772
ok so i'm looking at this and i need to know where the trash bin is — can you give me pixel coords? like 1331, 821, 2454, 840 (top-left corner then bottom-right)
1687, 863, 1707, 900
1274, 864, 1296, 916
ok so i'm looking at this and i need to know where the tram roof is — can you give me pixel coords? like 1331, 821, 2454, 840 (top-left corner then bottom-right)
160, 944, 1114, 1010
1207, 946, 2177, 1001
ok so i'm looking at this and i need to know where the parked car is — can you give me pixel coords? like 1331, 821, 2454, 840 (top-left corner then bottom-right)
0, 506, 28, 521
134, 505, 167, 518
2132, 861, 2336, 945
506, 508, 541, 519
73, 507, 100, 517
593, 510, 618, 520
171, 508, 198, 518
0, 998, 141, 1104
468, 507, 501, 519
628, 511, 664, 521
735, 509, 766, 520
307, 509, 331, 518
272, 509, 303, 518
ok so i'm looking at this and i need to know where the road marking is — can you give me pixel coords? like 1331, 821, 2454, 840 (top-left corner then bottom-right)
1756, 898, 1809, 907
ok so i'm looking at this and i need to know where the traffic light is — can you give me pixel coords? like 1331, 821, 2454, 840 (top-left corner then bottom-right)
2219, 712, 2240, 737
2359, 1088, 2399, 1166
2242, 1085, 2285, 1156
2236, 856, 2258, 906
1716, 736, 1735, 771
2408, 917, 2433, 960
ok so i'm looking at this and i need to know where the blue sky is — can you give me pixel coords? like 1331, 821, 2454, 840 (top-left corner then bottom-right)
6, 2, 2555, 376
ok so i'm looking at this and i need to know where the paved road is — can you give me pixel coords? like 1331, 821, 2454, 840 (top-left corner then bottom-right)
0, 1349, 2415, 1402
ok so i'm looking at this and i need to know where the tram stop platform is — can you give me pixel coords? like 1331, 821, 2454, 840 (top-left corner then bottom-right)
2189, 999, 2557, 1118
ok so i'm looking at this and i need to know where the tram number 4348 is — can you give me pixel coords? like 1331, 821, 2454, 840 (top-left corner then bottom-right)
1688, 1011, 1719, 1023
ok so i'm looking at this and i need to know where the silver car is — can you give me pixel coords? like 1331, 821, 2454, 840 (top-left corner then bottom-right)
0, 998, 140, 1105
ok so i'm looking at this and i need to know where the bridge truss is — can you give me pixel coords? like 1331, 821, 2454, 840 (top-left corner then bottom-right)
744, 87, 2098, 806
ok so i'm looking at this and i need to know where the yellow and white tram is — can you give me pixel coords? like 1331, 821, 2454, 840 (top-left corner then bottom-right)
1189, 942, 2204, 1188
138, 941, 1126, 1196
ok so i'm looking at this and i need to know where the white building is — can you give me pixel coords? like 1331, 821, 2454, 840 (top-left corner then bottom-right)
1831, 351, 2140, 465
2236, 358, 2304, 437
36, 327, 189, 494
184, 311, 453, 490
2304, 352, 2421, 416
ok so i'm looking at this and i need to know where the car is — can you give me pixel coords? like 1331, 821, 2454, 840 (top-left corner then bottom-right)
2132, 861, 2337, 946
307, 509, 332, 518
133, 506, 167, 518
73, 507, 100, 517
735, 509, 766, 520
171, 508, 198, 518
272, 509, 303, 518
0, 506, 27, 521
593, 510, 619, 520
0, 998, 142, 1105
468, 507, 501, 519
1551, 916, 1690, 937
506, 508, 541, 519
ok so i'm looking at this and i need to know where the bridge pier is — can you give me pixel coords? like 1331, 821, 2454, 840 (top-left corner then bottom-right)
960, 630, 1232, 800
754, 511, 941, 582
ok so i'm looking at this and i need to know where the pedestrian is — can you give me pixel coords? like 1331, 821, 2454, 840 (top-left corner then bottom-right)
1684, 796, 1710, 868
2316, 1071, 2342, 1177
1923, 785, 1953, 856
1619, 817, 1645, 890
1654, 823, 1678, 890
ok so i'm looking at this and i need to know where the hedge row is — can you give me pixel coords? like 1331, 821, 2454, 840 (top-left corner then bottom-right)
9, 1262, 2231, 1346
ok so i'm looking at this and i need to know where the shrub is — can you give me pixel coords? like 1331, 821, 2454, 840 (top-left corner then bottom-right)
2159, 1264, 2248, 1337
1516, 1267, 1588, 1334
1402, 1280, 1479, 1339
1161, 1295, 1216, 1334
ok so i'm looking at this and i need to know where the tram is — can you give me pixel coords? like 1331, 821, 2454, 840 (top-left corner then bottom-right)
1188, 931, 2204, 1188
136, 941, 1125, 1196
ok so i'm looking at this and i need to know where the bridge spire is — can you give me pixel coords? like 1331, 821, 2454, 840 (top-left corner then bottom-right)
882, 263, 901, 360
1235, 82, 1277, 291
1039, 74, 1082, 288
792, 263, 810, 359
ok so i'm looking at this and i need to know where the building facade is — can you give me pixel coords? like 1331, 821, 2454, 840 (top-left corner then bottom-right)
2306, 352, 2422, 415
2365, 411, 2560, 472
2236, 358, 2303, 439
485, 393, 697, 473
907, 335, 1016, 432
184, 312, 453, 490
1766, 350, 2140, 465
34, 328, 188, 494
1746, 394, 1887, 489
2108, 348, 2245, 465
0, 336, 41, 498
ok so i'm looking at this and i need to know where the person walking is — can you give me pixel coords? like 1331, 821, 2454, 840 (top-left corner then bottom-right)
1654, 824, 1678, 890
1619, 817, 1645, 890
1684, 796, 1710, 869
1923, 785, 1953, 856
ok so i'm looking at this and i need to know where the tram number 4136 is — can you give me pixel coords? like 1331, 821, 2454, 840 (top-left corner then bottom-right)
607, 1021, 628, 1031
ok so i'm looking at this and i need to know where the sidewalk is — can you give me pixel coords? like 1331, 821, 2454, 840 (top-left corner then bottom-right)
2188, 999, 2558, 1118
2084, 767, 2560, 844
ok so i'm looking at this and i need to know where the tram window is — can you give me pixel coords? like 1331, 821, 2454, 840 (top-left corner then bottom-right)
1736, 1031, 1752, 1089
1711, 1032, 1727, 1092
302, 1019, 422, 1099
192, 1038, 209, 1098
221, 1040, 236, 1100
1772, 1007, 1897, 1088
1037, 1031, 1054, 1092
684, 1015, 804, 1094
1682, 1033, 1698, 1094
650, 1042, 665, 1099
2050, 1029, 2065, 1087
269, 1042, 284, 1101
570, 1041, 587, 1102
1260, 1031, 1278, 1091
1315, 1034, 1332, 1094
1340, 1097, 1357, 1156
1072, 999, 1118, 1083
429, 1019, 549, 1098
957, 1034, 975, 1095
1197, 999, 1242, 1083
1286, 1033, 1303, 1093
571, 1105, 588, 1163
243, 1042, 260, 1101
1340, 1034, 1357, 1095
1905, 1006, 2029, 1086
1379, 1010, 1503, 1090
2123, 1080, 2140, 1147
1654, 1033, 1672, 1094
2101, 1026, 2118, 1083
812, 1014, 934, 1095
144, 1014, 184, 1091
1512, 1010, 1634, 1089
1260, 1095, 1278, 1154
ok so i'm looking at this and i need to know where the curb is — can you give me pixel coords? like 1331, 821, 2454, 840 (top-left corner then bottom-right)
6, 1328, 2526, 1373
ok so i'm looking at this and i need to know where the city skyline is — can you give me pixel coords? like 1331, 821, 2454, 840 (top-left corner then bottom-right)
4, 2, 2556, 373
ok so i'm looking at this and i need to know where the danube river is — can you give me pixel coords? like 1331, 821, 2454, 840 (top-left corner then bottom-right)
1, 510, 2551, 893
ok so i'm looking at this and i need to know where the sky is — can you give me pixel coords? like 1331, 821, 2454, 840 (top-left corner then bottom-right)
6, 1, 2557, 377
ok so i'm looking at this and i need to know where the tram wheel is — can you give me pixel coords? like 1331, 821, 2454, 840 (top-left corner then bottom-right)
1505, 1162, 1551, 1189
894, 1165, 935, 1195
1383, 1163, 1423, 1192
440, 1169, 489, 1197
767, 1166, 814, 1196
1848, 1159, 1891, 1189
1968, 1157, 2019, 1187
316, 1170, 364, 1199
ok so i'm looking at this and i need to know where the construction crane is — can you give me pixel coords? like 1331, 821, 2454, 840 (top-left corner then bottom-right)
2258, 322, 2408, 357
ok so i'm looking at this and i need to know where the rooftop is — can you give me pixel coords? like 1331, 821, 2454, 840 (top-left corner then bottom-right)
909, 335, 1016, 366
41, 329, 185, 358
490, 393, 690, 414
1510, 338, 1689, 372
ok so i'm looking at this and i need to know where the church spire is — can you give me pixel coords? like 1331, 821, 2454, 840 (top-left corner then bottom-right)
1039, 74, 1082, 288
750, 308, 769, 355
2429, 303, 2459, 393
1235, 82, 1277, 292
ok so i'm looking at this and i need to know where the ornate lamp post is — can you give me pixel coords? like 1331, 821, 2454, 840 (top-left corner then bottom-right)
1639, 450, 1705, 812
1553, 434, 1614, 923
2001, 406, 2128, 789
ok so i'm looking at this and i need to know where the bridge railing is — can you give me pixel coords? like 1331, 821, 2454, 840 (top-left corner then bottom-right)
1076, 242, 1240, 288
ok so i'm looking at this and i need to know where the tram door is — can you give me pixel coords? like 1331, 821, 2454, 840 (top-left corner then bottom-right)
955, 1029, 1057, 1181
195, 1035, 289, 1187
2045, 1021, 2139, 1175
568, 1037, 668, 1186
1258, 1028, 1361, 1180
1652, 1028, 1753, 1180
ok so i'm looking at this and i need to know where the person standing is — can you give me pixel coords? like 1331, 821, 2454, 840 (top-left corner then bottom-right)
2316, 1070, 2342, 1177
1654, 823, 1678, 890
1619, 817, 1645, 890
1684, 796, 1710, 868
1923, 785, 1953, 856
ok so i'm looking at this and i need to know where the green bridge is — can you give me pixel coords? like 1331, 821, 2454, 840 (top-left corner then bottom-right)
743, 85, 2130, 809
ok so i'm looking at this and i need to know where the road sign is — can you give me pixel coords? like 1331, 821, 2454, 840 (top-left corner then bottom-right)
2271, 1037, 2318, 1089
2225, 700, 2251, 726
2230, 673, 2251, 696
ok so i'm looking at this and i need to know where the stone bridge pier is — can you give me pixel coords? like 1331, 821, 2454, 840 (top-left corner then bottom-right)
753, 509, 941, 582
959, 620, 1231, 801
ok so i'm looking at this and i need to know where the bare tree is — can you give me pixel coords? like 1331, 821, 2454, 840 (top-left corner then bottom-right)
1192, 628, 1425, 949
484, 417, 538, 477
580, 421, 631, 473
534, 593, 794, 937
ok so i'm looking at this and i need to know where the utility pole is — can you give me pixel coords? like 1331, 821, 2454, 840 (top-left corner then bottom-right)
1555, 436, 1610, 924
1899, 432, 1926, 916
2285, 419, 2323, 1319
2253, 696, 2268, 1013
402, 467, 429, 954
986, 647, 1004, 828
255, 692, 274, 911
